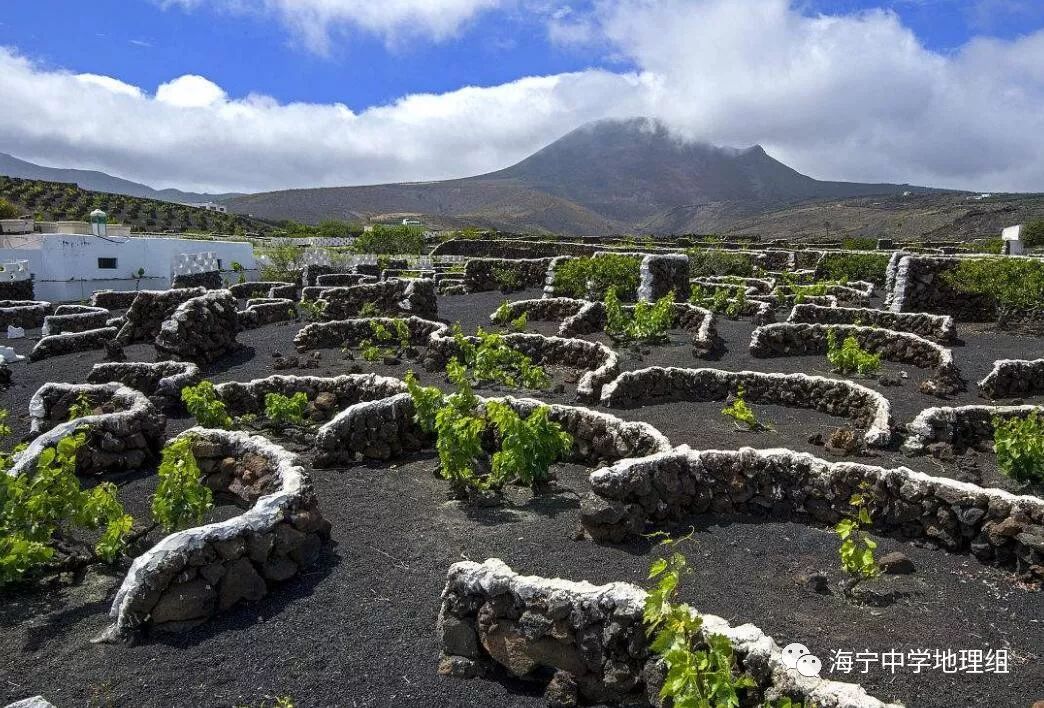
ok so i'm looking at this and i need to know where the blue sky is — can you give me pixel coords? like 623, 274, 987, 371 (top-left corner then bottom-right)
0, 0, 1042, 193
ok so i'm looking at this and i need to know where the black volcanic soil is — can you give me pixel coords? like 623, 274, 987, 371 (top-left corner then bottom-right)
0, 288, 1041, 708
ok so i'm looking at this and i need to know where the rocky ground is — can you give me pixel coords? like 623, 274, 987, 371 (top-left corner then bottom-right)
0, 287, 1041, 708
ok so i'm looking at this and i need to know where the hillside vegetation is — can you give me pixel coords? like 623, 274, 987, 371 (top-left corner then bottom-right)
0, 176, 270, 235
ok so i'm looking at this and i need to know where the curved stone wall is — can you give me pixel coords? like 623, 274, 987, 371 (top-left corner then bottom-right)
155, 290, 241, 364
749, 322, 963, 393
579, 446, 1044, 576
10, 383, 165, 477
90, 290, 139, 310
294, 315, 448, 352
229, 281, 295, 299
317, 278, 437, 321
87, 361, 202, 411
787, 304, 956, 343
214, 373, 406, 418
638, 253, 690, 301
600, 367, 893, 447
314, 272, 366, 287
977, 358, 1044, 400
698, 275, 775, 294
488, 297, 588, 326
238, 298, 297, 329
902, 404, 1044, 454
100, 428, 331, 639
41, 306, 110, 336
463, 257, 552, 293
171, 270, 221, 290
0, 300, 52, 329
314, 392, 672, 467
772, 284, 871, 307
29, 326, 118, 362
439, 558, 899, 707
115, 287, 208, 344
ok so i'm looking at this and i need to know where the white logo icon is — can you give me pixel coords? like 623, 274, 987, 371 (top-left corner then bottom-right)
781, 642, 822, 677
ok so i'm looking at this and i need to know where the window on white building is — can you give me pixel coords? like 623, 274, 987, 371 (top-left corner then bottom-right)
98, 257, 118, 269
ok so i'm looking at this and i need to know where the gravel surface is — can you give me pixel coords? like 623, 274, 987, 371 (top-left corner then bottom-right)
0, 288, 1041, 708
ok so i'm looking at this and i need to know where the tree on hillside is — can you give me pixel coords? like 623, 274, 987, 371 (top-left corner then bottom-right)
0, 197, 18, 219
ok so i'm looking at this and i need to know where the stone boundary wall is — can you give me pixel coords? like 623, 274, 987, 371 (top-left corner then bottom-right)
10, 383, 165, 477
41, 306, 110, 336
749, 322, 963, 394
229, 281, 295, 299
301, 263, 337, 286
155, 290, 241, 364
699, 275, 775, 294
754, 293, 838, 309
882, 251, 904, 309
90, 290, 139, 310
787, 304, 956, 343
772, 284, 871, 307
432, 239, 603, 259
214, 373, 406, 418
600, 367, 893, 447
115, 288, 208, 344
426, 330, 619, 401
314, 393, 672, 467
315, 272, 366, 287
0, 300, 52, 329
317, 278, 437, 321
438, 558, 900, 707
489, 297, 588, 326
541, 255, 577, 299
638, 253, 690, 301
100, 428, 331, 639
294, 315, 448, 351
269, 283, 298, 299
0, 280, 34, 301
238, 298, 297, 329
29, 326, 118, 362
580, 446, 1044, 576
690, 279, 751, 297
559, 301, 607, 337
887, 255, 1004, 320
977, 358, 1044, 399
171, 270, 221, 290
902, 404, 1044, 454
463, 258, 552, 293
88, 361, 202, 412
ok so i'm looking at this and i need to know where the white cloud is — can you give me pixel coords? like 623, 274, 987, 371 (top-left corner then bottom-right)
160, 0, 503, 51
1, 0, 1043, 194
156, 75, 227, 107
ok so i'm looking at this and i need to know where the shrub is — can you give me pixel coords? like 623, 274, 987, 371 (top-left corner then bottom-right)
405, 370, 445, 433
1021, 219, 1044, 249
993, 410, 1044, 484
351, 224, 424, 254
1, 432, 132, 584
358, 301, 380, 317
605, 287, 675, 343
264, 392, 308, 425
491, 300, 512, 325
817, 252, 890, 285
687, 249, 754, 278
840, 237, 877, 251
492, 266, 524, 291
721, 386, 768, 431
256, 244, 302, 282
644, 535, 756, 706
67, 391, 95, 420
835, 484, 881, 594
553, 255, 641, 299
0, 197, 18, 219
181, 381, 232, 429
724, 286, 746, 319
943, 257, 1044, 325
486, 401, 572, 488
151, 436, 213, 532
452, 326, 550, 389
299, 299, 326, 321
826, 329, 881, 376
508, 313, 527, 332
552, 258, 591, 298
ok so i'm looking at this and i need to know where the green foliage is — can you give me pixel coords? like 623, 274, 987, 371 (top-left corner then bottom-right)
181, 381, 232, 429
452, 326, 550, 389
605, 287, 675, 342
687, 249, 755, 278
359, 340, 384, 362
943, 257, 1044, 323
964, 238, 1003, 255
0, 197, 18, 218
492, 266, 524, 291
351, 224, 425, 254
552, 255, 641, 299
993, 410, 1044, 484
724, 286, 746, 319
720, 386, 768, 431
826, 329, 881, 376
644, 535, 756, 707
264, 392, 308, 425
1, 432, 133, 584
405, 370, 445, 433
835, 484, 881, 593
817, 252, 890, 285
492, 300, 512, 325
358, 301, 380, 317
299, 299, 326, 321
256, 244, 303, 282
508, 312, 528, 332
840, 237, 877, 251
151, 436, 213, 532
67, 391, 95, 420
1021, 219, 1044, 249
486, 401, 572, 487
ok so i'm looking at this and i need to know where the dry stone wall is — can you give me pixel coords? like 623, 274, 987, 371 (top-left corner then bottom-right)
315, 273, 366, 287
238, 298, 297, 329
294, 315, 447, 351
886, 255, 1013, 320
787, 304, 956, 343
750, 322, 963, 394
214, 373, 406, 419
580, 446, 1044, 577
29, 326, 118, 362
171, 270, 221, 290
100, 428, 331, 639
0, 300, 52, 329
439, 558, 900, 707
115, 288, 207, 344
90, 290, 138, 309
229, 281, 295, 299
0, 279, 34, 300
463, 258, 551, 293
902, 404, 1044, 454
11, 383, 165, 477
41, 306, 110, 336
977, 358, 1044, 399
601, 367, 893, 447
155, 290, 241, 364
88, 361, 202, 412
638, 253, 690, 301
317, 278, 437, 321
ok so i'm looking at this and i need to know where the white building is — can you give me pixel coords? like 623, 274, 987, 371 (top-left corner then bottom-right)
0, 232, 256, 302
186, 201, 228, 214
